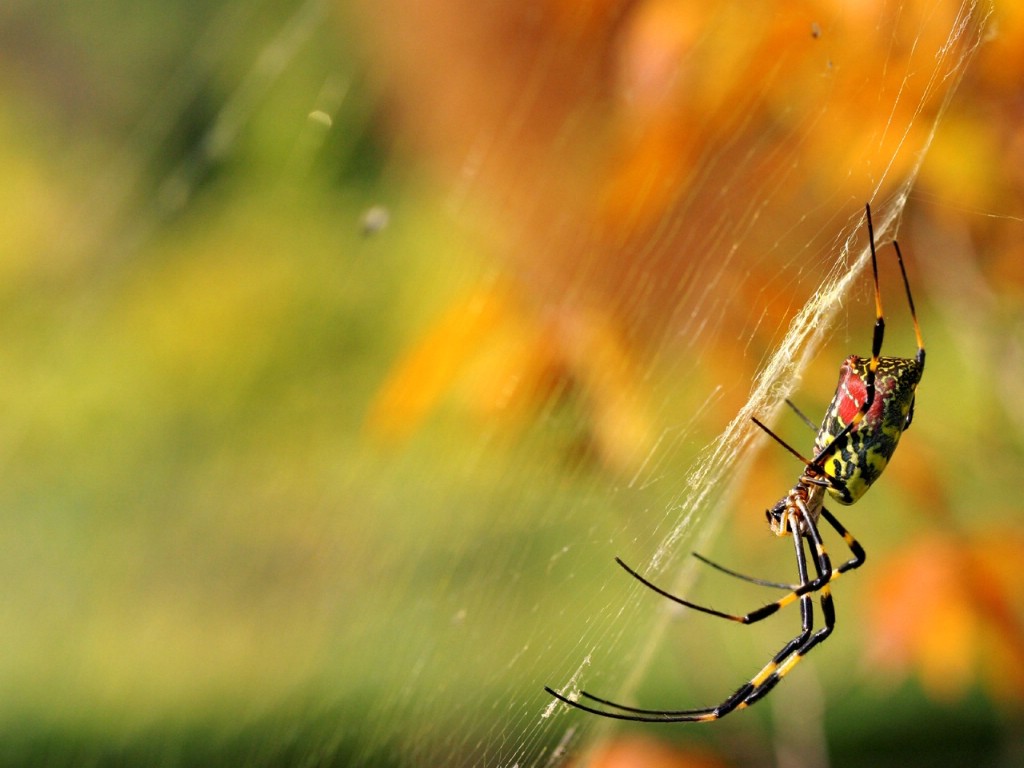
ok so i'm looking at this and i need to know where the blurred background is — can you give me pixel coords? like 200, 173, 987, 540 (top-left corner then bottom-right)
1, 0, 1022, 766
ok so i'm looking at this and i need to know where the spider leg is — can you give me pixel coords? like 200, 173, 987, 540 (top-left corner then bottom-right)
819, 506, 866, 577
736, 516, 837, 709
543, 685, 717, 723
785, 398, 818, 432
810, 204, 886, 467
735, 509, 866, 708
892, 240, 925, 369
692, 551, 798, 590
614, 556, 788, 623
546, 519, 820, 722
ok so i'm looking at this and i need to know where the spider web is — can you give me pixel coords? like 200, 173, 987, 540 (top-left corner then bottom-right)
0, 1, 994, 767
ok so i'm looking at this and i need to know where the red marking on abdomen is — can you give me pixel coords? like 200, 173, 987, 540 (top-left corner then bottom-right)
836, 356, 889, 426
836, 359, 865, 424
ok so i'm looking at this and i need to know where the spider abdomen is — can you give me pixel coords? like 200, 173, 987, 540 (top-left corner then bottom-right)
814, 354, 923, 505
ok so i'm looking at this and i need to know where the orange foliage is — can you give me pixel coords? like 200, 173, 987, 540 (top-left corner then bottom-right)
585, 736, 731, 768
367, 280, 653, 470
864, 528, 1024, 704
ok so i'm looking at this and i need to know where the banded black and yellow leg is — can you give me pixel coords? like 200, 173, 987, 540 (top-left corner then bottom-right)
711, 518, 822, 717
543, 521, 823, 723
892, 238, 926, 433
819, 507, 866, 577
892, 241, 926, 368
737, 516, 837, 709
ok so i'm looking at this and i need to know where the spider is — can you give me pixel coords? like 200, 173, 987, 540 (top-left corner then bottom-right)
546, 203, 925, 722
